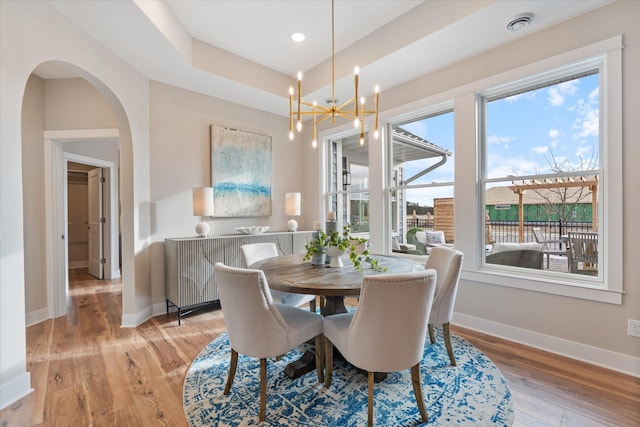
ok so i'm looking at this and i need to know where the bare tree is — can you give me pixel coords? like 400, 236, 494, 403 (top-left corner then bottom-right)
533, 149, 598, 225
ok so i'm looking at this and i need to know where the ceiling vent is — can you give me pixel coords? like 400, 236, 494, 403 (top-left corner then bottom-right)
507, 13, 533, 32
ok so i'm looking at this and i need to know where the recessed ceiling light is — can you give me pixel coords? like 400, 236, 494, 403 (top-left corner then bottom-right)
291, 32, 306, 42
507, 13, 533, 32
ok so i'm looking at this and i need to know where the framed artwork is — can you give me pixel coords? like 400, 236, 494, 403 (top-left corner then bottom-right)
211, 125, 272, 217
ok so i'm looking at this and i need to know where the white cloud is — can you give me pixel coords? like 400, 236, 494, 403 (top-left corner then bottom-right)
548, 129, 559, 138
487, 155, 540, 179
504, 91, 537, 103
558, 80, 578, 96
578, 108, 599, 137
532, 146, 549, 154
575, 146, 592, 157
487, 134, 514, 145
547, 88, 564, 106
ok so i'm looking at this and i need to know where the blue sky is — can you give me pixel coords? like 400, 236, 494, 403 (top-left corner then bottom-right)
397, 73, 599, 208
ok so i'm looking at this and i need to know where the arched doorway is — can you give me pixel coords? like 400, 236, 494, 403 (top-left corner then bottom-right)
23, 61, 136, 325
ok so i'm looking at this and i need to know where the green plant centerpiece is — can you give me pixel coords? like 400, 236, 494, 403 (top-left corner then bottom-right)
303, 225, 386, 272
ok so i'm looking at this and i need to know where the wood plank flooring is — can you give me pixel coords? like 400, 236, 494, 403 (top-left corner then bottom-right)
1, 269, 638, 426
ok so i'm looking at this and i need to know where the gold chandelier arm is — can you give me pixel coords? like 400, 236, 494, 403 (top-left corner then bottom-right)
286, 0, 380, 146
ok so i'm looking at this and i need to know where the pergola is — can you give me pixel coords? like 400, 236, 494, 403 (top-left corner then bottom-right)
509, 176, 598, 242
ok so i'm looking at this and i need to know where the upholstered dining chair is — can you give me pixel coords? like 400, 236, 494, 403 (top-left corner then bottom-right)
425, 246, 464, 366
241, 242, 317, 312
324, 270, 437, 426
214, 262, 324, 422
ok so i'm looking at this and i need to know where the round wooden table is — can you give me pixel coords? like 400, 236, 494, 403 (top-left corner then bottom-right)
250, 253, 425, 379
250, 253, 425, 315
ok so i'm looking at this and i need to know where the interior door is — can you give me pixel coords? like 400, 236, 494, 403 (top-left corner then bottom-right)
88, 168, 104, 279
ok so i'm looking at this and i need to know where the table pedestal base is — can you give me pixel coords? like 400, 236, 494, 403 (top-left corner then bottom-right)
284, 350, 316, 378
284, 295, 387, 383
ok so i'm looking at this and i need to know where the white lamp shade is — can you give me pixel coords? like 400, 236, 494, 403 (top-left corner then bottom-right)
193, 187, 214, 216
285, 192, 301, 216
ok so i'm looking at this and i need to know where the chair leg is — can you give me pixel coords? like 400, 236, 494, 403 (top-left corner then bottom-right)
309, 297, 317, 313
259, 358, 267, 422
325, 339, 333, 388
411, 363, 429, 423
443, 322, 456, 366
367, 371, 374, 427
315, 335, 324, 384
223, 348, 238, 395
428, 323, 436, 344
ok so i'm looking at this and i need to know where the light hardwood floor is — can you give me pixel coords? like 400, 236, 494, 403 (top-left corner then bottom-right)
1, 269, 638, 426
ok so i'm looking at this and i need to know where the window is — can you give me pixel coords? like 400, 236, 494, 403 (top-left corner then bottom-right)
327, 133, 370, 237
483, 70, 600, 278
475, 38, 623, 303
388, 107, 454, 256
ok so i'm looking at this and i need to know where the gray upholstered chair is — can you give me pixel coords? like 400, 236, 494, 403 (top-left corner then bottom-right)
425, 246, 464, 366
214, 262, 324, 422
324, 270, 437, 426
241, 242, 317, 312
486, 249, 544, 269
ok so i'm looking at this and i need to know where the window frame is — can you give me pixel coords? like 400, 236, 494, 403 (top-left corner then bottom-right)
386, 103, 456, 253
466, 36, 623, 304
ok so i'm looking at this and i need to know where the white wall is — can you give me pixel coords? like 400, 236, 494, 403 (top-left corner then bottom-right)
1, 1, 150, 409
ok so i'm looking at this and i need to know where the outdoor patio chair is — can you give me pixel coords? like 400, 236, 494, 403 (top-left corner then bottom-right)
532, 227, 566, 269
567, 231, 598, 276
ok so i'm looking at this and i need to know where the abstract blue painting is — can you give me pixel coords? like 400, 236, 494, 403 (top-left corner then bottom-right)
211, 125, 271, 217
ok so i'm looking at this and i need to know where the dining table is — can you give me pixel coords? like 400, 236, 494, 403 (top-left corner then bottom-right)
249, 253, 425, 380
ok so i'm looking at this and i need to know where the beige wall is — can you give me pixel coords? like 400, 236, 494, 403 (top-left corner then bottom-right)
21, 75, 47, 315
21, 77, 118, 318
2, 1, 150, 405
371, 0, 640, 359
3, 0, 639, 410
148, 81, 306, 306
44, 78, 117, 130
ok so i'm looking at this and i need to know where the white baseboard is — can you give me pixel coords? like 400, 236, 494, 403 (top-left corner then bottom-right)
121, 303, 166, 328
68, 261, 88, 269
153, 301, 168, 317
453, 312, 640, 378
25, 308, 50, 327
0, 372, 32, 411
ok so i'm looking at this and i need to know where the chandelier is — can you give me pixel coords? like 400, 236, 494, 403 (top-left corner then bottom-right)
288, 0, 380, 148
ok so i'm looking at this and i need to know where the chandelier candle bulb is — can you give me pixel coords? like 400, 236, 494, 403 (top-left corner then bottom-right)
286, 0, 380, 148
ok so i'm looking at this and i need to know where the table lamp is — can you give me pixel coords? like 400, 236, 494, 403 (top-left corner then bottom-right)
285, 192, 301, 232
193, 187, 214, 237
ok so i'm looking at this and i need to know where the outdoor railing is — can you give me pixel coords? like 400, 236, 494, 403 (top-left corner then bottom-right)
402, 219, 593, 248
486, 220, 594, 247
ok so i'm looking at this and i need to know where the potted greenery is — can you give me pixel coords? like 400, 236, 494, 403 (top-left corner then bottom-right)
303, 230, 329, 265
303, 225, 386, 272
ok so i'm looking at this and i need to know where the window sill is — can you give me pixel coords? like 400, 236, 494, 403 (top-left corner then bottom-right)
462, 268, 622, 305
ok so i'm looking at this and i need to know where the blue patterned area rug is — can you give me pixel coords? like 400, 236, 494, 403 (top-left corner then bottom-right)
184, 330, 513, 426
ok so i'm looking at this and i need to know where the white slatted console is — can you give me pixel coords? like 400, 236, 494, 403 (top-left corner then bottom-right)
165, 231, 314, 324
